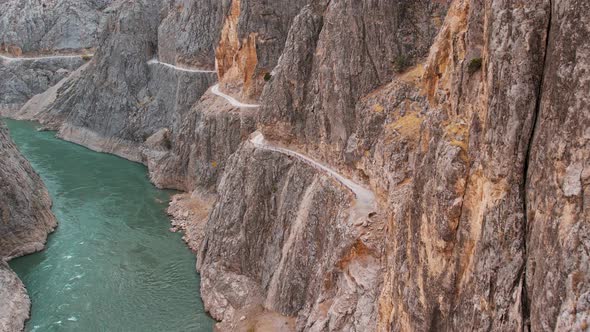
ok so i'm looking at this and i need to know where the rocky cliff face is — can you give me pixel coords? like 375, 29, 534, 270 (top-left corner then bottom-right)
0, 0, 588, 331
0, 0, 112, 55
7, 0, 306, 192
0, 0, 111, 113
0, 56, 85, 113
0, 123, 57, 331
9, 0, 220, 166
198, 0, 588, 330
0, 262, 29, 332
196, 143, 384, 331
259, 0, 449, 158
215, 0, 307, 100
525, 1, 590, 329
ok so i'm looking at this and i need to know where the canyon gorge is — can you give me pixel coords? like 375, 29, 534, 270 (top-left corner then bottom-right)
0, 0, 588, 331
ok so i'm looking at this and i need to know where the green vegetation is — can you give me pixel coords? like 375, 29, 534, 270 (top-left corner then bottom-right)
264, 72, 272, 82
81, 54, 93, 62
468, 57, 482, 74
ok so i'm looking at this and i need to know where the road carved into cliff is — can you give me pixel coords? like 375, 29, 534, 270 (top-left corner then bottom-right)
211, 84, 261, 108
250, 131, 376, 220
145, 59, 259, 108
0, 54, 92, 62
147, 59, 216, 74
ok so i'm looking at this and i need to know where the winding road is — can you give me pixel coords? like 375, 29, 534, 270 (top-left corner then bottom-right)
250, 131, 376, 220
147, 59, 216, 74
146, 58, 260, 108
0, 54, 92, 62
211, 84, 261, 108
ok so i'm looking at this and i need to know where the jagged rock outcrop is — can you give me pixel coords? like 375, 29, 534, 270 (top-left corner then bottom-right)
1, 0, 588, 330
0, 56, 86, 113
197, 143, 383, 331
0, 124, 56, 260
0, 0, 112, 55
259, 0, 450, 159
215, 0, 307, 100
0, 123, 56, 331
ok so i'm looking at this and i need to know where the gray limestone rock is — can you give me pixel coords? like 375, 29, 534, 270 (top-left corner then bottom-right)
0, 123, 56, 331
526, 1, 590, 330
0, 0, 113, 54
1, 0, 588, 331
0, 262, 29, 332
0, 56, 85, 113
197, 143, 383, 331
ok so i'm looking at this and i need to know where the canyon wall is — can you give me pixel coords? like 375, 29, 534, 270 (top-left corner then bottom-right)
11, 0, 221, 168
197, 0, 589, 330
0, 123, 57, 332
0, 0, 111, 113
525, 0, 590, 329
0, 0, 588, 331
0, 56, 85, 113
0, 0, 112, 54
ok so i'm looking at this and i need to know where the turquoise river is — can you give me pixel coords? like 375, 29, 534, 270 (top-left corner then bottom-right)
5, 119, 214, 331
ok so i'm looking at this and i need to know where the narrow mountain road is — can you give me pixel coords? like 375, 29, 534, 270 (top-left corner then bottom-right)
0, 54, 92, 62
211, 84, 261, 108
250, 132, 376, 221
148, 59, 371, 218
147, 59, 216, 73
146, 59, 259, 108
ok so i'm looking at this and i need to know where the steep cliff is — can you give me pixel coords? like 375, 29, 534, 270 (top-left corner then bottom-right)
0, 0, 112, 54
0, 123, 56, 331
0, 0, 588, 331
0, 0, 111, 113
525, 1, 590, 330
0, 56, 85, 113
259, 0, 450, 159
198, 0, 589, 330
0, 262, 29, 332
10, 0, 308, 193
10, 0, 220, 167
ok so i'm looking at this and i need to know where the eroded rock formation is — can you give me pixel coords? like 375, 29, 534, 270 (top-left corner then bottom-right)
0, 0, 112, 55
0, 0, 588, 330
0, 56, 85, 113
0, 0, 111, 113
0, 123, 56, 331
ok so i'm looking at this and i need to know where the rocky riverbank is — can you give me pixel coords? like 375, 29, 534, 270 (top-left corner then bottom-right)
0, 123, 57, 331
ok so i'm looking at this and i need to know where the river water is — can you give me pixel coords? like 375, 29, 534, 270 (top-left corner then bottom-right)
5, 119, 213, 332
